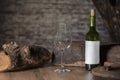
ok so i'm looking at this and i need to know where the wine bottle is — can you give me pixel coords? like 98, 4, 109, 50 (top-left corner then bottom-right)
85, 9, 100, 71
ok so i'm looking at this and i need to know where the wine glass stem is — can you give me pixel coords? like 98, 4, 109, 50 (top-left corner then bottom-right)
60, 49, 64, 68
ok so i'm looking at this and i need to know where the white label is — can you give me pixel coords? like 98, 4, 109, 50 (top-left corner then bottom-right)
85, 41, 100, 64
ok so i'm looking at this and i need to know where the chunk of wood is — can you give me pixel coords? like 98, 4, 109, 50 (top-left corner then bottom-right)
0, 51, 11, 71
92, 67, 120, 80
0, 41, 52, 72
104, 61, 120, 71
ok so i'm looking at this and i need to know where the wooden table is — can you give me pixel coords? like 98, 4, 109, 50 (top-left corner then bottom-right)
0, 66, 93, 80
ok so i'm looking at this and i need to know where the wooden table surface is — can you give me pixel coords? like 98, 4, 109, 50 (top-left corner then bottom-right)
0, 66, 93, 80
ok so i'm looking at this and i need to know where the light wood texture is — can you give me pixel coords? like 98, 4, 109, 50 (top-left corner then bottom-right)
0, 66, 93, 80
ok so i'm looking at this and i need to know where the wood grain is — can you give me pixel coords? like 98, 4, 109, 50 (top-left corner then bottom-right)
92, 67, 120, 80
0, 66, 92, 80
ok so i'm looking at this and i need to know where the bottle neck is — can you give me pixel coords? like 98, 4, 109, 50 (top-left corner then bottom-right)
90, 16, 96, 31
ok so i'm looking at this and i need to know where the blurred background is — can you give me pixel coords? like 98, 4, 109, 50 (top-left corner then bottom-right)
0, 0, 119, 64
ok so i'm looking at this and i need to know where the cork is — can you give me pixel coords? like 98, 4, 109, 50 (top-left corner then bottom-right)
91, 9, 94, 16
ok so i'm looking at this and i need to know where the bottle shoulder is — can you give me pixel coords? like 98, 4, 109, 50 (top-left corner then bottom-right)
86, 31, 99, 41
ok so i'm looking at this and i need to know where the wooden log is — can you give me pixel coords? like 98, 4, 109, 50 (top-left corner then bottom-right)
104, 61, 120, 71
107, 45, 120, 62
92, 67, 120, 80
0, 41, 52, 72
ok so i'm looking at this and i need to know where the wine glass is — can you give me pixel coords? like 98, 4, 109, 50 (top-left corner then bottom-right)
54, 23, 72, 73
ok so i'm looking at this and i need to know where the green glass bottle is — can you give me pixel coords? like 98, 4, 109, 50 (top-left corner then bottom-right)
85, 9, 100, 71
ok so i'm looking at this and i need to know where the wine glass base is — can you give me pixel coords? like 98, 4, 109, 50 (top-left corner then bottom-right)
54, 68, 71, 73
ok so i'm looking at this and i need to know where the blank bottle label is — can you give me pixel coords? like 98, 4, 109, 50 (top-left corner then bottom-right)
85, 41, 100, 64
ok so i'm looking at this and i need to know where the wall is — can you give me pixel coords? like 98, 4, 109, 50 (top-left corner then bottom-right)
0, 0, 112, 64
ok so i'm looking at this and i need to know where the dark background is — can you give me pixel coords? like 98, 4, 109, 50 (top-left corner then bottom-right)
0, 0, 114, 64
